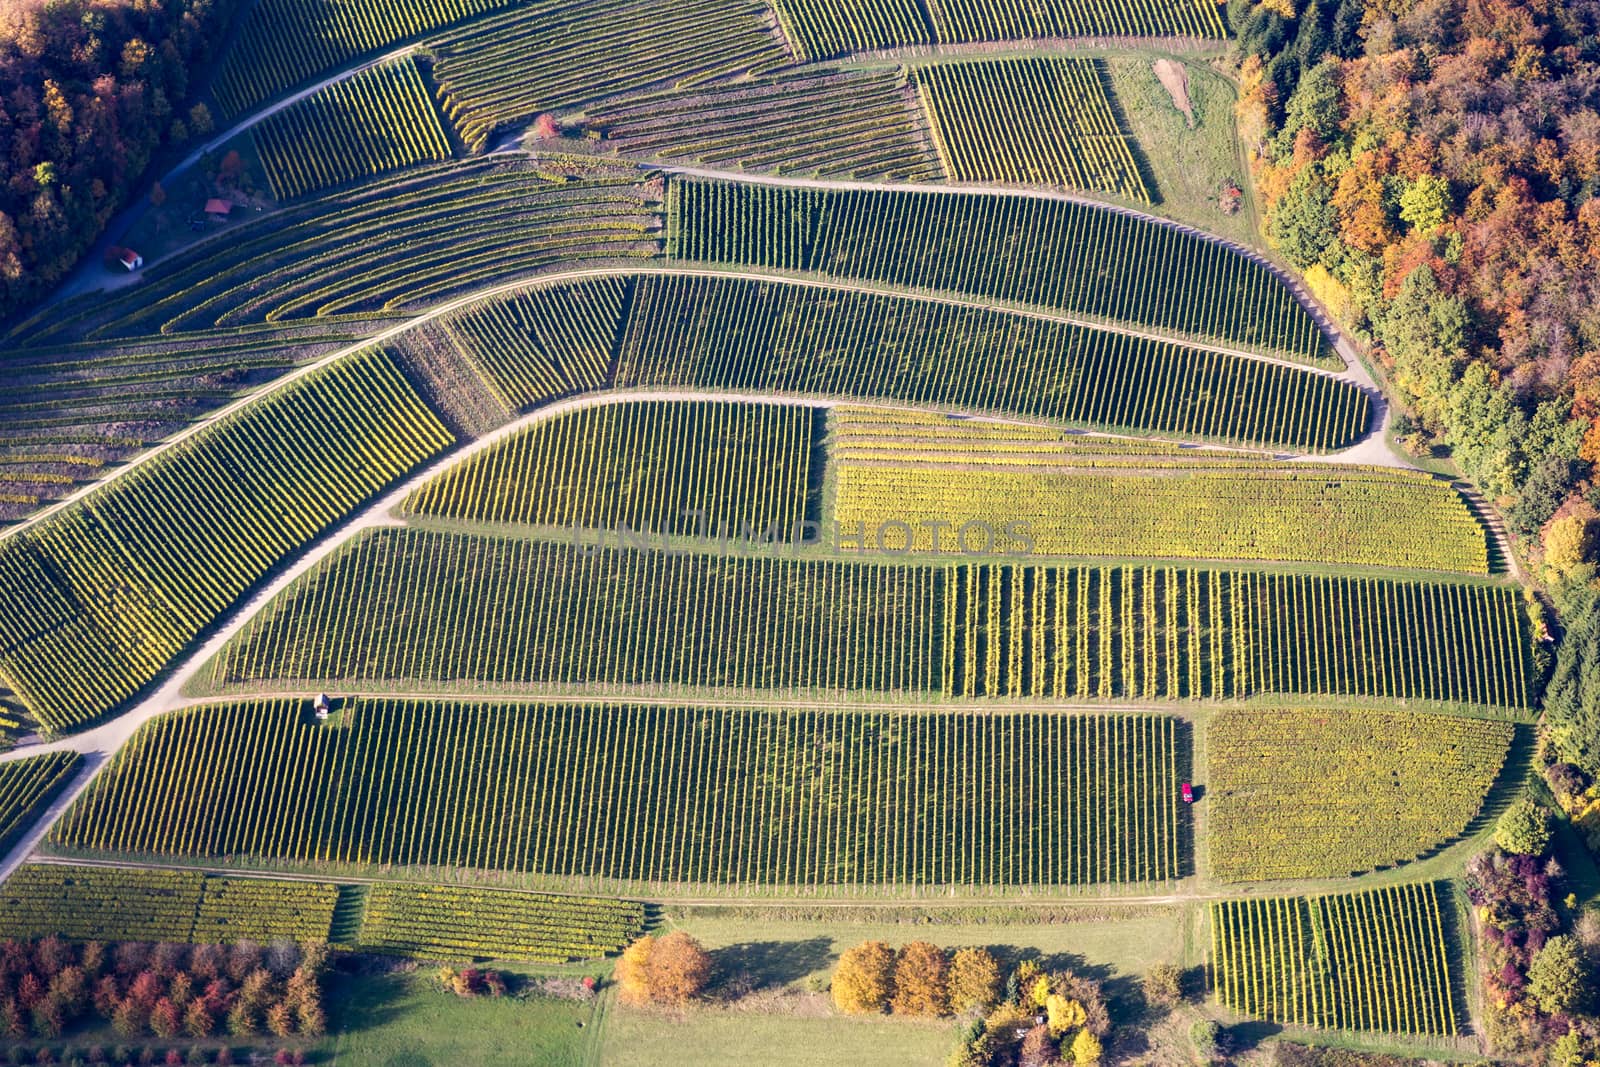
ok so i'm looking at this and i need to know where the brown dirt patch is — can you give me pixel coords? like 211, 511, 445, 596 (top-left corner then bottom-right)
1153, 59, 1195, 128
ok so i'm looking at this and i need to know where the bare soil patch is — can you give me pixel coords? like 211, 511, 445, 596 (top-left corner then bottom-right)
1153, 59, 1195, 128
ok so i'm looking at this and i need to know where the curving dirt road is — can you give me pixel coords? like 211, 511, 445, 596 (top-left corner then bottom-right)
0, 169, 1467, 884
1, 259, 1384, 542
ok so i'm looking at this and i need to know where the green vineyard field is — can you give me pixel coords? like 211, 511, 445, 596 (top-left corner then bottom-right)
666, 177, 1329, 364
211, 0, 520, 118
426, 276, 628, 413
1211, 884, 1461, 1035
9, 160, 660, 345
585, 69, 941, 181
831, 408, 1491, 572
359, 883, 645, 962
208, 531, 1533, 710
0, 348, 452, 733
1208, 709, 1515, 882
614, 276, 1367, 452
213, 533, 939, 695
771, 0, 1225, 60
0, 864, 339, 944
0, 752, 80, 858
918, 58, 1150, 201
253, 57, 455, 200
405, 401, 820, 537
430, 0, 788, 151
56, 700, 1187, 890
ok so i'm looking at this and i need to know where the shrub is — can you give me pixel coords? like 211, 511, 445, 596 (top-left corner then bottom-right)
1145, 963, 1184, 1007
1496, 799, 1554, 856
1191, 1019, 1220, 1062
832, 941, 896, 1014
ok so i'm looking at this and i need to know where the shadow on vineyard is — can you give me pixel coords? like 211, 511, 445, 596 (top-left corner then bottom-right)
1453, 725, 1538, 844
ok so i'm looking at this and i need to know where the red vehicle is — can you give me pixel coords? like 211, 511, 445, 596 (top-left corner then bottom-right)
1180, 782, 1195, 804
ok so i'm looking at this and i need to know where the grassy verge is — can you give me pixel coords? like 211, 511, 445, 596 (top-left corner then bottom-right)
598, 1003, 956, 1066
1102, 54, 1256, 248
323, 971, 602, 1066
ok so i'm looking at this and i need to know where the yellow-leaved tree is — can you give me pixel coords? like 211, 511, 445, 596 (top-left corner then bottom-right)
948, 947, 1002, 1013
891, 941, 949, 1016
832, 941, 896, 1014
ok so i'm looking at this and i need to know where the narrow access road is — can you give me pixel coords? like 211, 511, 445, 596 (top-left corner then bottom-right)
48, 45, 419, 306
1, 260, 1382, 543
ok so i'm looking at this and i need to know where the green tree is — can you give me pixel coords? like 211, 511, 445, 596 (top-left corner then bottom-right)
1399, 174, 1451, 234
1270, 58, 1343, 158
1446, 362, 1518, 497
1527, 935, 1591, 1014
1268, 165, 1338, 269
1495, 798, 1553, 856
1380, 264, 1468, 428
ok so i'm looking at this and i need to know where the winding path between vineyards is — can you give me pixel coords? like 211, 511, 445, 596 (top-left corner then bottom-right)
0, 169, 1493, 884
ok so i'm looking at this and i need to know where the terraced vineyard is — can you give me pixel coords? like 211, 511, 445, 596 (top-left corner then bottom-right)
405, 400, 820, 537
0, 752, 80, 857
1208, 709, 1515, 882
586, 70, 941, 181
616, 276, 1367, 451
932, 0, 1228, 41
831, 408, 1491, 572
253, 57, 455, 200
56, 700, 1187, 889
772, 0, 934, 58
668, 180, 1331, 363
358, 883, 646, 961
1211, 884, 1461, 1035
430, 0, 789, 151
207, 532, 1533, 710
772, 0, 1226, 58
425, 276, 629, 412
918, 58, 1150, 201
0, 327, 355, 520
0, 864, 339, 943
213, 534, 939, 695
211, 0, 521, 118
0, 348, 452, 733
8, 160, 660, 344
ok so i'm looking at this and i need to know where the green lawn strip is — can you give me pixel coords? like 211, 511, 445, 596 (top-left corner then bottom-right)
324, 971, 602, 1067
598, 1002, 956, 1067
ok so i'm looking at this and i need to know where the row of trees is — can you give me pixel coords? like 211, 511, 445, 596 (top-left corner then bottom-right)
829, 942, 1113, 1067
0, 938, 327, 1043
0, 0, 235, 321
1233, 0, 1600, 587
